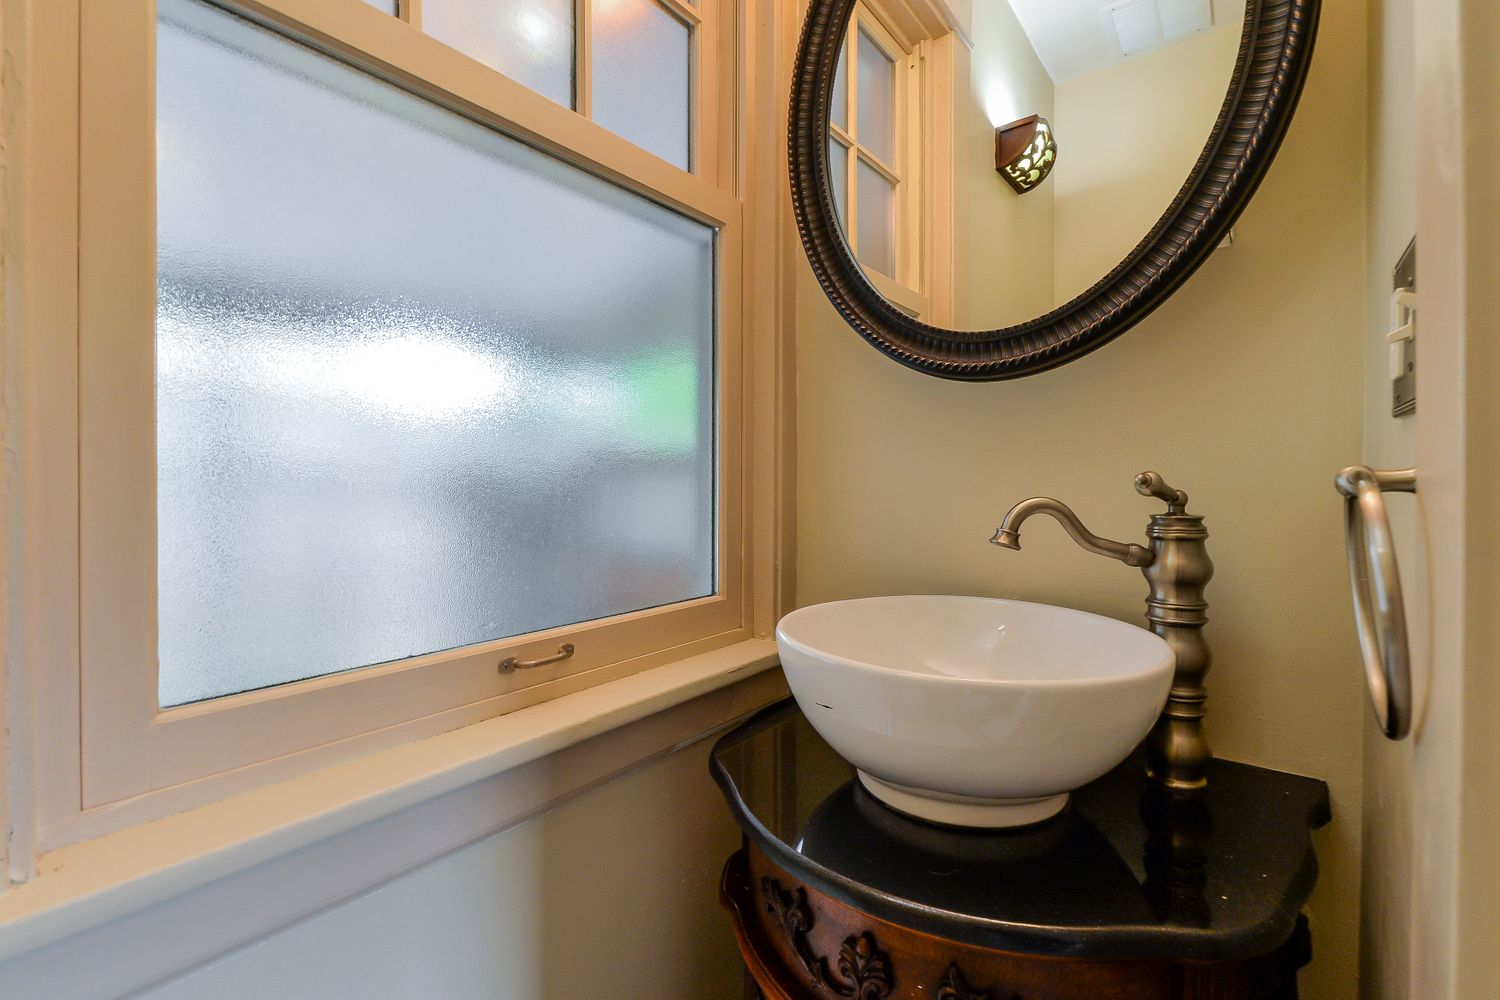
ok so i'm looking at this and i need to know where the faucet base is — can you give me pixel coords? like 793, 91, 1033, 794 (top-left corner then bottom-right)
1142, 508, 1214, 790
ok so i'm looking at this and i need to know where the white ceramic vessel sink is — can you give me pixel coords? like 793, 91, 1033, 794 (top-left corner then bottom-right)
776, 596, 1174, 828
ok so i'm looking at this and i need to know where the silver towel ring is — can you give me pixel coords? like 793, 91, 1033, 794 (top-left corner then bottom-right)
1335, 465, 1417, 739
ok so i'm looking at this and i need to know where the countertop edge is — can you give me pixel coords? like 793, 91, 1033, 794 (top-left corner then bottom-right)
709, 700, 1332, 963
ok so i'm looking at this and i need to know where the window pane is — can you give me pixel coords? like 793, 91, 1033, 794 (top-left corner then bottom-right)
422, 0, 573, 108
856, 27, 895, 164
856, 157, 895, 276
592, 0, 691, 169
828, 137, 848, 232
359, 0, 395, 12
831, 43, 848, 132
156, 0, 716, 707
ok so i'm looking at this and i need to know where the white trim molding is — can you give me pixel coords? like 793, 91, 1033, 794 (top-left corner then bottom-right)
0, 641, 784, 999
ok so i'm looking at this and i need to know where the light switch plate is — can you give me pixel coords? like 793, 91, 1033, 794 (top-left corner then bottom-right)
1392, 238, 1416, 418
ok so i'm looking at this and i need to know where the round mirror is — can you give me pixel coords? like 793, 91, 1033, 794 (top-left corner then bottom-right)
790, 0, 1320, 380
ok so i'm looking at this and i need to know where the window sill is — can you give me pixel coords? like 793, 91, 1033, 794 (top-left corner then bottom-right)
0, 639, 783, 985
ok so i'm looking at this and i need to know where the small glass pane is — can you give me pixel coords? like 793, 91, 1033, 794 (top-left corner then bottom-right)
592, 0, 691, 169
856, 27, 895, 165
423, 0, 573, 108
831, 44, 848, 132
156, 0, 715, 707
359, 0, 395, 12
828, 138, 848, 232
856, 157, 895, 277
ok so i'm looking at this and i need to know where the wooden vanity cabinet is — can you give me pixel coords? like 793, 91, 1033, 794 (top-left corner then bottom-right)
721, 842, 1309, 1000
711, 702, 1330, 1000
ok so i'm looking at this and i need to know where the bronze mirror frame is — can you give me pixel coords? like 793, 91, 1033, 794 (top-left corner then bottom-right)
789, 0, 1322, 381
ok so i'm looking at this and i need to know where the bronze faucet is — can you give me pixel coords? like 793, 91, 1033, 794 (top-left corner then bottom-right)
991, 472, 1214, 790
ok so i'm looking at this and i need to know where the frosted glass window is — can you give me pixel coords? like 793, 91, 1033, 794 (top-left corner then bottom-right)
156, 0, 715, 707
592, 0, 691, 169
423, 0, 574, 108
856, 28, 895, 164
828, 139, 849, 231
831, 45, 848, 132
856, 158, 895, 276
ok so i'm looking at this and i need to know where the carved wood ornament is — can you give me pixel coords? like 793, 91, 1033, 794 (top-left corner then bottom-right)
937, 962, 1023, 1000
760, 877, 894, 999
760, 877, 826, 987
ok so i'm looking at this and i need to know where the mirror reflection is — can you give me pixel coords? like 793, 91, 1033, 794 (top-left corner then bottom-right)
827, 0, 1245, 331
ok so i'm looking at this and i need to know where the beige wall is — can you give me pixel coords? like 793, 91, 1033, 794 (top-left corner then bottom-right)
1052, 23, 1242, 304
138, 739, 745, 1000
795, 3, 1369, 996
1359, 0, 1416, 996
951, 0, 1054, 330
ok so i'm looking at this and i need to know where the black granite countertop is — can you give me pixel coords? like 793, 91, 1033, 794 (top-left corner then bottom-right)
710, 700, 1331, 962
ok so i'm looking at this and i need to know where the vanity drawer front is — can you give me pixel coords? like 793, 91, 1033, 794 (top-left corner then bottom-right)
722, 843, 1308, 1000
723, 843, 1173, 1000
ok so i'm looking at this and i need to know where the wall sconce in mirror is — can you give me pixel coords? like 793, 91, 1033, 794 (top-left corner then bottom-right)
995, 115, 1057, 194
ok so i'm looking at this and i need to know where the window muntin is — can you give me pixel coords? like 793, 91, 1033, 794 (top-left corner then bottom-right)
155, 0, 715, 707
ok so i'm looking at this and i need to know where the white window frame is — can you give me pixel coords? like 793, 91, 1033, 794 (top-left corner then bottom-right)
13, 0, 781, 850
827, 0, 957, 324
832, 7, 915, 292
822, 0, 960, 325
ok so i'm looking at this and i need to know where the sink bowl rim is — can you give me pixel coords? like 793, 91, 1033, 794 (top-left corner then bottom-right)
776, 594, 1173, 690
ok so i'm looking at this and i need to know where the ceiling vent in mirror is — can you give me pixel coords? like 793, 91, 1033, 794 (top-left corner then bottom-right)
1160, 0, 1214, 40
1105, 0, 1213, 57
1107, 0, 1163, 55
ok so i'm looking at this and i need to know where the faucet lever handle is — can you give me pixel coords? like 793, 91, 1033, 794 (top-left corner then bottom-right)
1135, 471, 1189, 513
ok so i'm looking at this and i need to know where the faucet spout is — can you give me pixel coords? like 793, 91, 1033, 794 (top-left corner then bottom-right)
991, 497, 1154, 568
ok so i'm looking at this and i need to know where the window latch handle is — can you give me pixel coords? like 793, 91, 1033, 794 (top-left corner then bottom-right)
498, 643, 576, 674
